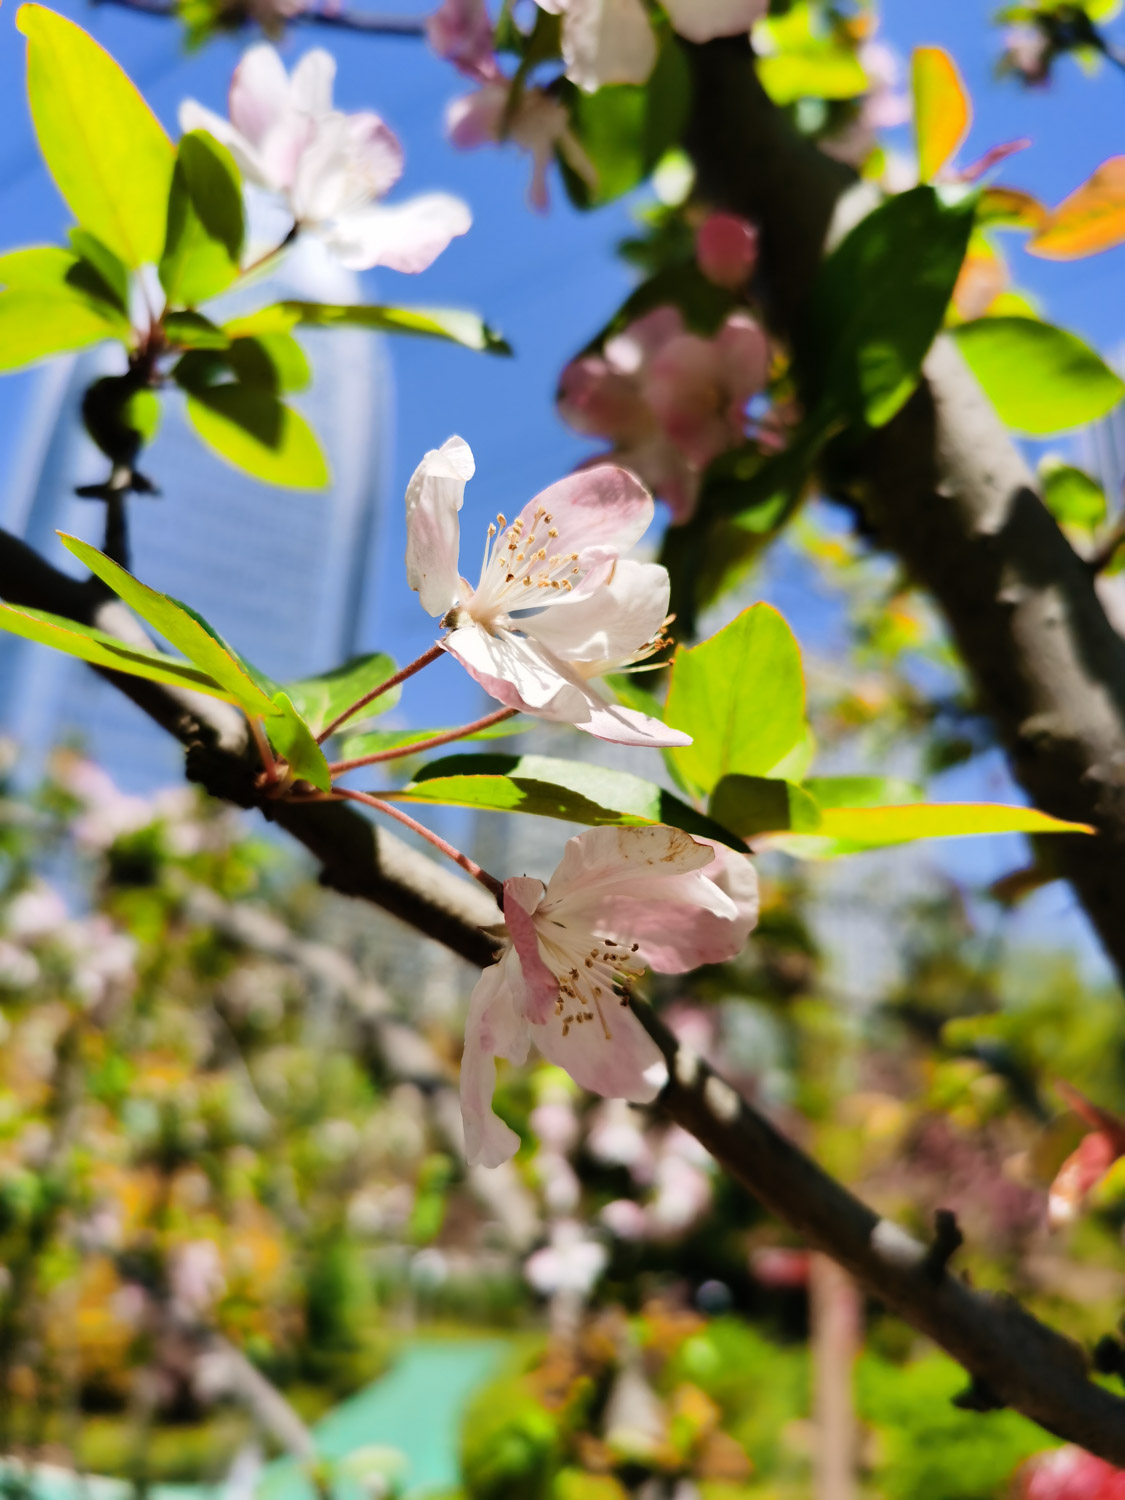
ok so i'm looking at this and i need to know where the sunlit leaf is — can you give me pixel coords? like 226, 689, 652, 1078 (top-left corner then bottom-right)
284, 653, 399, 736
0, 289, 127, 372
267, 691, 332, 791
709, 775, 822, 837
226, 332, 311, 394
800, 185, 976, 428
769, 801, 1092, 858
952, 316, 1124, 434
160, 130, 245, 307
1040, 462, 1107, 530
279, 301, 510, 354
913, 46, 971, 181
0, 602, 236, 700
664, 604, 807, 796
1028, 157, 1125, 260
339, 718, 532, 760
57, 533, 276, 716
69, 229, 130, 313
185, 386, 330, 489
802, 775, 923, 809
755, 3, 867, 104
164, 310, 229, 349
393, 753, 745, 849
18, 5, 174, 268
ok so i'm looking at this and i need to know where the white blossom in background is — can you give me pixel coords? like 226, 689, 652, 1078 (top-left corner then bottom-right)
404, 436, 687, 746
525, 1219, 608, 1296
181, 46, 471, 272
460, 825, 758, 1167
535, 0, 768, 92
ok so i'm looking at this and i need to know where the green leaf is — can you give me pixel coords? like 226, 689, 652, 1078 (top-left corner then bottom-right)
394, 753, 745, 850
339, 718, 532, 760
267, 691, 331, 792
18, 5, 174, 268
164, 310, 229, 349
160, 130, 245, 307
0, 289, 126, 372
558, 31, 691, 208
801, 775, 922, 809
0, 602, 237, 701
56, 533, 276, 717
755, 4, 869, 109
951, 317, 1125, 435
185, 386, 330, 489
801, 185, 976, 428
69, 229, 130, 313
279, 301, 510, 355
226, 332, 311, 393
1040, 462, 1107, 530
709, 775, 822, 837
283, 653, 399, 736
770, 800, 1092, 858
663, 605, 807, 796
603, 673, 695, 797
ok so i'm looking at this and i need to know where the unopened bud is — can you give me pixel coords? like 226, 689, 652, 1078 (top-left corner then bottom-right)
696, 212, 758, 289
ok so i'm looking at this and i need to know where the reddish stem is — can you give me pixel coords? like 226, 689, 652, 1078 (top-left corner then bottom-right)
328, 706, 518, 774
316, 643, 445, 745
248, 716, 279, 780
332, 786, 504, 903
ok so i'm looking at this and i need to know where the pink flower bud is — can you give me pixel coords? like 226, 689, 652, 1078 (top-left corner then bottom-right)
696, 212, 758, 289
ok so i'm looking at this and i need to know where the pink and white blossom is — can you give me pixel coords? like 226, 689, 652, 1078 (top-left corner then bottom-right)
405, 435, 685, 746
536, 0, 767, 92
524, 1219, 608, 1296
558, 306, 771, 522
459, 825, 758, 1167
180, 45, 470, 272
426, 0, 495, 78
447, 82, 596, 211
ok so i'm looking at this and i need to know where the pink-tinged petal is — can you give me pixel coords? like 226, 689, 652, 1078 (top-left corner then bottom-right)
544, 825, 714, 910
292, 113, 403, 221
517, 464, 654, 562
561, 0, 657, 91
557, 356, 652, 443
717, 313, 772, 404
427, 0, 497, 77
179, 101, 270, 189
460, 949, 531, 1167
503, 876, 556, 1025
405, 436, 473, 617
571, 694, 692, 748
322, 192, 471, 271
696, 212, 759, 289
520, 559, 669, 667
647, 334, 738, 467
444, 623, 575, 710
605, 306, 685, 374
534, 993, 667, 1100
289, 48, 336, 116
229, 44, 292, 152
446, 85, 506, 149
346, 113, 405, 199
661, 0, 766, 43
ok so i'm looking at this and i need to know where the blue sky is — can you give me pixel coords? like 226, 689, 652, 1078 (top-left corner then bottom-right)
0, 0, 1121, 974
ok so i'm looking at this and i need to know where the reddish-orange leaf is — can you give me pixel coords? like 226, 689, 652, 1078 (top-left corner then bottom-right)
912, 45, 971, 181
1029, 156, 1125, 259
977, 186, 1050, 232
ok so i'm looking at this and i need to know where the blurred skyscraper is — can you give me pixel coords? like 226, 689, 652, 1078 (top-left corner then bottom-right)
0, 241, 392, 788
1079, 344, 1125, 507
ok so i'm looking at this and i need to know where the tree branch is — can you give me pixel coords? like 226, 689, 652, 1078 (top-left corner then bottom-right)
683, 36, 1125, 984
2, 529, 1123, 1460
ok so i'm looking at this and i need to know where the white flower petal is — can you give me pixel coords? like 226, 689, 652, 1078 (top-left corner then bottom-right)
520, 559, 669, 666
444, 622, 578, 711
321, 192, 471, 271
560, 0, 657, 91
289, 48, 336, 116
544, 824, 714, 910
460, 949, 531, 1167
179, 101, 270, 189
229, 44, 293, 151
535, 994, 666, 1102
405, 436, 474, 617
662, 0, 766, 43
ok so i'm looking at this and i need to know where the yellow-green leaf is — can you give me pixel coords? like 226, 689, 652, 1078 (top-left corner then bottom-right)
185, 386, 330, 489
952, 316, 1125, 435
267, 691, 332, 791
18, 5, 174, 268
279, 301, 511, 354
768, 801, 1092, 858
159, 130, 245, 307
912, 46, 971, 181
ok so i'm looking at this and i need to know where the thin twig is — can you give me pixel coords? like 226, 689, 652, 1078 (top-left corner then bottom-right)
315, 642, 444, 744
333, 785, 505, 902
91, 0, 427, 34
328, 706, 518, 774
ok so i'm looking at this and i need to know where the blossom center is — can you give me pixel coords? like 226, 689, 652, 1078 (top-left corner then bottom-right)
534, 921, 644, 1041
465, 507, 581, 631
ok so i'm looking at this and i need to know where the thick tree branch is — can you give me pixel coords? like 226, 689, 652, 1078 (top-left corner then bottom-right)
2, 530, 1123, 1460
683, 37, 1125, 984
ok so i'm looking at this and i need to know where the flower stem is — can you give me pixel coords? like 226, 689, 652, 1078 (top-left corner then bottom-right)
316, 643, 445, 744
332, 786, 504, 902
240, 223, 299, 281
327, 706, 518, 774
